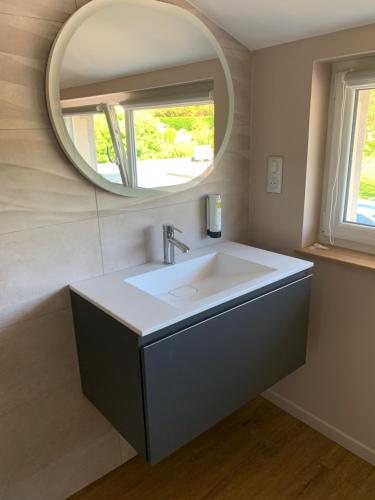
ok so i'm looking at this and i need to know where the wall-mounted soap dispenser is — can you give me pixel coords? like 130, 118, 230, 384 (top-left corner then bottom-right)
206, 194, 222, 238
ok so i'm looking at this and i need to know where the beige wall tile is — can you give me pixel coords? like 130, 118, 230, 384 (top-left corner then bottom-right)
0, 0, 76, 22
0, 14, 61, 129
0, 129, 97, 234
0, 218, 103, 320
0, 287, 69, 330
5, 431, 123, 500
0, 14, 60, 60
222, 191, 249, 243
99, 199, 211, 273
0, 309, 79, 417
119, 437, 137, 464
99, 192, 248, 273
0, 382, 118, 498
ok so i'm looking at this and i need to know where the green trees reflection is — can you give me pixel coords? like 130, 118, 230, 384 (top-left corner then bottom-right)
94, 104, 214, 165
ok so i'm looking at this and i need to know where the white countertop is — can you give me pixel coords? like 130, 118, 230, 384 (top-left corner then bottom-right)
70, 242, 313, 336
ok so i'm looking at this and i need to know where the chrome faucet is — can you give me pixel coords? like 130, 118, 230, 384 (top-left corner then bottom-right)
163, 224, 190, 265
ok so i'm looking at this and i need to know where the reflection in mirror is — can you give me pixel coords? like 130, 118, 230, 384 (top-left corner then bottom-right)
54, 0, 230, 194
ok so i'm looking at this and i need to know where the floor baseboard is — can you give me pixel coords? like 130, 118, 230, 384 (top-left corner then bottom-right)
263, 389, 375, 466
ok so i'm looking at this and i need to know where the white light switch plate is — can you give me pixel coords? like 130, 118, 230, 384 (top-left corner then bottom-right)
267, 156, 283, 193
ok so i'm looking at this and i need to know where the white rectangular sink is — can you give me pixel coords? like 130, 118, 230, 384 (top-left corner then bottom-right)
70, 241, 313, 336
125, 252, 275, 307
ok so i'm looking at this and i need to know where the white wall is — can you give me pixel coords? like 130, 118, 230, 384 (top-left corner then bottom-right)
250, 23, 375, 465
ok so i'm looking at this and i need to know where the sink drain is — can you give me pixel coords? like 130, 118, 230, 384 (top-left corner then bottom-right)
168, 285, 198, 298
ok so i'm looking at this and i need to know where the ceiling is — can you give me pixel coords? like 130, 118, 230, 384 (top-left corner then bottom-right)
188, 0, 375, 49
61, 2, 217, 88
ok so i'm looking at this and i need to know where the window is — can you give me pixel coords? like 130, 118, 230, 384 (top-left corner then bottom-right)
321, 60, 375, 251
62, 83, 214, 190
127, 102, 214, 188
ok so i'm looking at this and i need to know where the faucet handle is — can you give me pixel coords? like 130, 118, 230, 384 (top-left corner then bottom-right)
163, 224, 182, 234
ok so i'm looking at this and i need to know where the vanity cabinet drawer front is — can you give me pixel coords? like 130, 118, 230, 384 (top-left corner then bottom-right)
142, 276, 311, 464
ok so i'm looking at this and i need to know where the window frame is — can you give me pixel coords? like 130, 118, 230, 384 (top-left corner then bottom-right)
320, 59, 375, 251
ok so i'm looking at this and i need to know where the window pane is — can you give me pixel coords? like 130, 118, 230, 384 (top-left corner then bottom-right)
133, 103, 214, 188
63, 109, 125, 184
345, 89, 375, 227
94, 106, 127, 184
92, 112, 122, 184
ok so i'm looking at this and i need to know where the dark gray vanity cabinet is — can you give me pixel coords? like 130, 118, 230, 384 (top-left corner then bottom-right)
71, 273, 311, 464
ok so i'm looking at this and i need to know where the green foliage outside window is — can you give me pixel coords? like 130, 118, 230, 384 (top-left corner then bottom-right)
93, 113, 117, 165
361, 90, 375, 200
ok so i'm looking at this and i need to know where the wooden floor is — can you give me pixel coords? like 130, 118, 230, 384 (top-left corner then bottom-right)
70, 397, 375, 500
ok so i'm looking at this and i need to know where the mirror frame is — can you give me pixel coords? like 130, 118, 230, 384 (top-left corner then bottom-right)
46, 0, 234, 197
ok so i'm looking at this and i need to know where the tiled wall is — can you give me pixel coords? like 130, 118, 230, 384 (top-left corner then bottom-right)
0, 0, 251, 498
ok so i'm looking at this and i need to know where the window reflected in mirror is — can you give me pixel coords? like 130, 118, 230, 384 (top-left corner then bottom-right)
62, 92, 215, 189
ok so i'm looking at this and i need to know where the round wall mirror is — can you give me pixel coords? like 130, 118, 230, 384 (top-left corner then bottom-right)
46, 0, 234, 197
